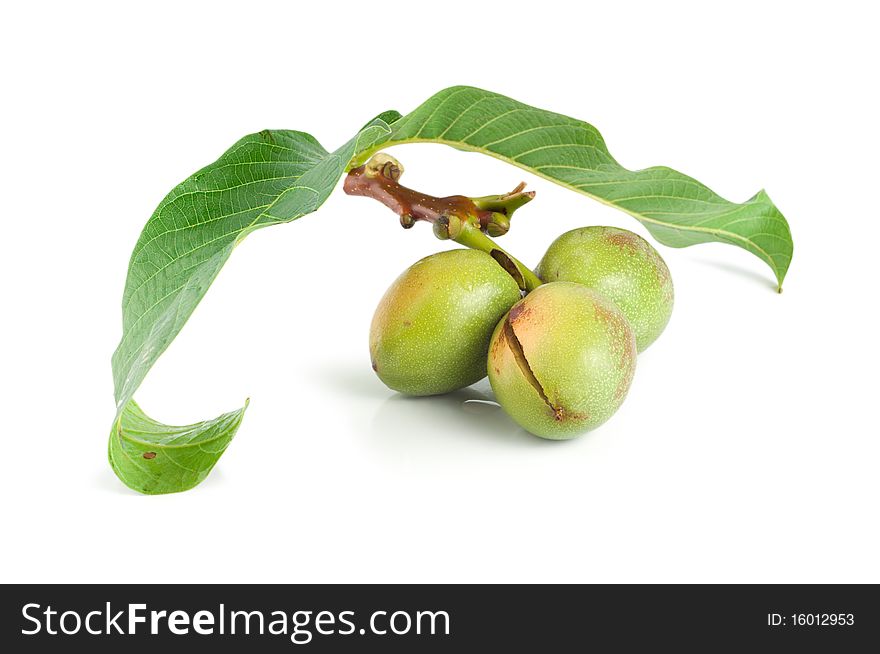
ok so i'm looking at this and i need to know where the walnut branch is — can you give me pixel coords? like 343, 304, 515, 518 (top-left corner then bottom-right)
342, 153, 534, 236
342, 153, 543, 291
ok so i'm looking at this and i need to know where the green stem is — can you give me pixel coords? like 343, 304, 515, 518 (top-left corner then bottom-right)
454, 223, 543, 291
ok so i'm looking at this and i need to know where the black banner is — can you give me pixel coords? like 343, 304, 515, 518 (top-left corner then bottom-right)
1, 584, 876, 650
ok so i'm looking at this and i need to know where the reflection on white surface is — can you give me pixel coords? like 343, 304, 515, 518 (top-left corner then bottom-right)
309, 361, 566, 464
461, 398, 502, 413
308, 360, 391, 401
689, 255, 778, 291
367, 379, 561, 462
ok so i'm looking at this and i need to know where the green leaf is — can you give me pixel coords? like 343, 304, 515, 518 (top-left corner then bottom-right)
109, 86, 793, 494
109, 400, 248, 495
361, 109, 402, 130
108, 114, 396, 494
354, 86, 793, 289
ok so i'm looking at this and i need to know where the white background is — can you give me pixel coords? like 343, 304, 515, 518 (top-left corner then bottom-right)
2, 1, 878, 583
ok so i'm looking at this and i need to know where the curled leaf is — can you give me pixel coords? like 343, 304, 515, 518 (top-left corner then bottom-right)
355, 86, 793, 289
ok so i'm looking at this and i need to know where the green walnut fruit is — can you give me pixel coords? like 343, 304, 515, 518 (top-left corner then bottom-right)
536, 226, 673, 352
488, 282, 637, 439
370, 249, 522, 396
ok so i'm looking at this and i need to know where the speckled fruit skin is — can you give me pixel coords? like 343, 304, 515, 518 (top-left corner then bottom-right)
370, 249, 522, 396
536, 226, 673, 352
487, 282, 637, 439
